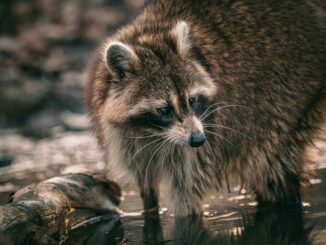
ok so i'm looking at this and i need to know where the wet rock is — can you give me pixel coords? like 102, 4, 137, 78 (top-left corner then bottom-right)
0, 173, 121, 244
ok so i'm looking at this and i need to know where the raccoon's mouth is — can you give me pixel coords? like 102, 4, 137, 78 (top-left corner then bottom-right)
189, 133, 206, 147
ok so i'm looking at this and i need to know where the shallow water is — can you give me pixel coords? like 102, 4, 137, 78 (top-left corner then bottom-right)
114, 169, 326, 245
0, 130, 325, 244
62, 169, 326, 245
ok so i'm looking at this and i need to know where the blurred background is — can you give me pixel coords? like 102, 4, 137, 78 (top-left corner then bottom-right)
0, 0, 145, 204
0, 0, 144, 137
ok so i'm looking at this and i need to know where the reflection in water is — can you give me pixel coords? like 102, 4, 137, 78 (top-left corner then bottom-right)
239, 209, 312, 245
143, 213, 164, 244
65, 216, 124, 245
65, 208, 314, 245
143, 208, 312, 245
62, 167, 326, 245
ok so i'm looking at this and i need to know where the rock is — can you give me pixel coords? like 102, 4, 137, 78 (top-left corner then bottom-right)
0, 173, 121, 244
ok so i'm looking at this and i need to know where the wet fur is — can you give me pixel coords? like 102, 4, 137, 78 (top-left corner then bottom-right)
85, 0, 326, 215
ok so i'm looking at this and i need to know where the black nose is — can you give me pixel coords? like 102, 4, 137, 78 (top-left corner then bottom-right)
189, 133, 206, 147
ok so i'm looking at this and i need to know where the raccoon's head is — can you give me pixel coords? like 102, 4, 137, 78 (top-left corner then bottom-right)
96, 21, 218, 148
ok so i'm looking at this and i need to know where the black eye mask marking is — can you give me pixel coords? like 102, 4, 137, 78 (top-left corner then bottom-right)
126, 109, 173, 130
189, 95, 209, 117
157, 106, 173, 117
125, 94, 210, 130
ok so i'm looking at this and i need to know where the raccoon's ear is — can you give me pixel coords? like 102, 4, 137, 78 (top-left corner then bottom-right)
104, 41, 139, 79
172, 21, 192, 57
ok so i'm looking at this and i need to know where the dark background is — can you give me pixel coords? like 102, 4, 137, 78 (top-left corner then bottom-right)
0, 0, 144, 137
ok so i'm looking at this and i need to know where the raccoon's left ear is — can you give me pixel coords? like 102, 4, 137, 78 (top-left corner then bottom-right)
104, 41, 139, 79
171, 21, 192, 57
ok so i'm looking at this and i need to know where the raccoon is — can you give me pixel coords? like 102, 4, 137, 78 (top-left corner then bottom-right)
85, 0, 326, 215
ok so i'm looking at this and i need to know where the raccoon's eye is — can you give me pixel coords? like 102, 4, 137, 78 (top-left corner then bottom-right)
188, 97, 196, 107
189, 95, 207, 116
157, 106, 172, 116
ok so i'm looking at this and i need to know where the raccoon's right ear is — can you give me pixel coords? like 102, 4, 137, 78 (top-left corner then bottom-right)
104, 41, 139, 79
171, 21, 192, 58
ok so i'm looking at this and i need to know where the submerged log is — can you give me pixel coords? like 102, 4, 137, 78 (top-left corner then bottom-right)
0, 173, 121, 244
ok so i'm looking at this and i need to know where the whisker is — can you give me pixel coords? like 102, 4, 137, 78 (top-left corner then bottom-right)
199, 102, 228, 120
148, 121, 167, 130
205, 140, 215, 158
205, 129, 236, 147
160, 137, 173, 170
160, 140, 169, 170
201, 104, 250, 121
128, 137, 162, 165
127, 132, 168, 139
144, 139, 168, 184
203, 124, 253, 140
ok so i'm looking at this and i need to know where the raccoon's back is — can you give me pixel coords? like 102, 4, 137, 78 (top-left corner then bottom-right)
139, 0, 326, 97
138, 0, 325, 72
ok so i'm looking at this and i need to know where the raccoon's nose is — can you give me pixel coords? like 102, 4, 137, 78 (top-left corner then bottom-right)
189, 133, 206, 147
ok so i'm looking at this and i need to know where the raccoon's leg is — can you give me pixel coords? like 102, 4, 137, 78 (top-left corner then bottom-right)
168, 173, 204, 216
254, 88, 325, 207
254, 174, 302, 209
252, 141, 311, 209
171, 186, 204, 216
143, 212, 163, 243
136, 172, 160, 213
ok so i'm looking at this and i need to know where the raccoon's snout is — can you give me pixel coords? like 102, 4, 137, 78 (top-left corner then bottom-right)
183, 116, 206, 147
189, 133, 206, 147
